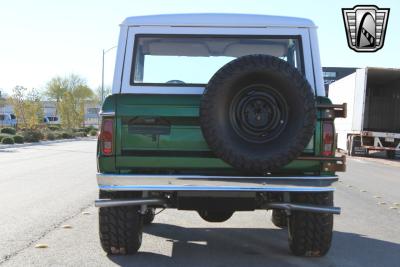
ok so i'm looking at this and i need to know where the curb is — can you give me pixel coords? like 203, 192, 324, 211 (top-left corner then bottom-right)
0, 137, 97, 150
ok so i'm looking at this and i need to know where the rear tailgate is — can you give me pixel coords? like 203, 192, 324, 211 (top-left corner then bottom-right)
113, 94, 321, 173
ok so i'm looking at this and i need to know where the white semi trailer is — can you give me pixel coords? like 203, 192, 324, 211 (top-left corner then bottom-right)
329, 67, 400, 159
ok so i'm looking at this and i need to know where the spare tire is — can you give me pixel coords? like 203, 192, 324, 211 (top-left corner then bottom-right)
200, 55, 316, 173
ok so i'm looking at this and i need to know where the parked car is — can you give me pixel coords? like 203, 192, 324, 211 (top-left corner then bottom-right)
95, 13, 346, 257
0, 113, 17, 127
43, 116, 60, 124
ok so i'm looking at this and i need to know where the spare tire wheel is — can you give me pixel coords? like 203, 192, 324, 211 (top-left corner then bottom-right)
200, 55, 316, 173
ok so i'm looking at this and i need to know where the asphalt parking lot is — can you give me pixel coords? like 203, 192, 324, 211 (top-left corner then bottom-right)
1, 140, 399, 267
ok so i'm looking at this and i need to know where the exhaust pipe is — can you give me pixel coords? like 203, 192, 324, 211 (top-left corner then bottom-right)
95, 198, 166, 208
267, 202, 341, 214
95, 199, 340, 214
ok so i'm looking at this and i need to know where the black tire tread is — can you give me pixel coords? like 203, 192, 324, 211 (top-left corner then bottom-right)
288, 192, 334, 257
143, 208, 156, 225
99, 191, 143, 255
200, 54, 316, 173
271, 210, 288, 228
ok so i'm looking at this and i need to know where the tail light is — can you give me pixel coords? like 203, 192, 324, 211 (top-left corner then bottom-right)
100, 118, 114, 155
322, 122, 334, 156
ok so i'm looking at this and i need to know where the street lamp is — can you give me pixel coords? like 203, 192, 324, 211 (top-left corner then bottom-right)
101, 46, 117, 103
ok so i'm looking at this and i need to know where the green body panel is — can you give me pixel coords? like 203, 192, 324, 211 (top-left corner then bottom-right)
121, 125, 208, 151
116, 157, 320, 172
98, 157, 116, 173
97, 94, 333, 175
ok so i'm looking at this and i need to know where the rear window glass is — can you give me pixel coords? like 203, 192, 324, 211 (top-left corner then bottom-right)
131, 35, 303, 85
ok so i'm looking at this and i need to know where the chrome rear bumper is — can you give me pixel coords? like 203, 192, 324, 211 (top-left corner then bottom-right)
97, 173, 338, 192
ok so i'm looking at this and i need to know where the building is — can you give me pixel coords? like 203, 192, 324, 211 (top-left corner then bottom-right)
84, 103, 101, 126
1, 101, 101, 127
322, 67, 357, 95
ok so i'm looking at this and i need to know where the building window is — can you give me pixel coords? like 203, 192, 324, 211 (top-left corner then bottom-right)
87, 108, 100, 115
323, 71, 336, 78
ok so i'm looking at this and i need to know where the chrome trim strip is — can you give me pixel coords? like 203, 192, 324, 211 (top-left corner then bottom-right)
99, 185, 335, 192
97, 173, 338, 192
99, 111, 115, 116
97, 173, 337, 181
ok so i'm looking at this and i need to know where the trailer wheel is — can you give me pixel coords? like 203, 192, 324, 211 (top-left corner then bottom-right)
98, 191, 143, 255
288, 192, 334, 257
387, 150, 396, 159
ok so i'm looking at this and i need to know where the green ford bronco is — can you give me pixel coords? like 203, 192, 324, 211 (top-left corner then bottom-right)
95, 13, 346, 257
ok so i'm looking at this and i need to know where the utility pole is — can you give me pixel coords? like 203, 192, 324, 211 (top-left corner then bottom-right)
101, 46, 117, 103
101, 49, 105, 103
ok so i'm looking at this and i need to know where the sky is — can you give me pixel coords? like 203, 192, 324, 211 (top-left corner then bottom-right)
0, 0, 398, 95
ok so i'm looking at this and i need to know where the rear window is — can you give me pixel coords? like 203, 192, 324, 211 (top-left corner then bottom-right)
131, 35, 303, 86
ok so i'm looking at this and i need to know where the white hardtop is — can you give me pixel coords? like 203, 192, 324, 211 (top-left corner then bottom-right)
122, 13, 316, 28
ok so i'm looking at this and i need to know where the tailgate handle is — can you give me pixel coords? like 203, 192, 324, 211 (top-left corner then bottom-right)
127, 117, 171, 135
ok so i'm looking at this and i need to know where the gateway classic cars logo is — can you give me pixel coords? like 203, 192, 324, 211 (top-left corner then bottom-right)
342, 5, 390, 52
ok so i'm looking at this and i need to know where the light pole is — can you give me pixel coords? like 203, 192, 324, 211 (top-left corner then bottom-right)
101, 46, 117, 103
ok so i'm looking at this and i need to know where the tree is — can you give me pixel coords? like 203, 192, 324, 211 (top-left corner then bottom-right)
0, 93, 7, 110
45, 76, 68, 103
45, 74, 94, 129
95, 86, 111, 105
9, 86, 43, 129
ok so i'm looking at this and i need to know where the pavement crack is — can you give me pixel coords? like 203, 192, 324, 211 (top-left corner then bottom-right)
0, 202, 94, 265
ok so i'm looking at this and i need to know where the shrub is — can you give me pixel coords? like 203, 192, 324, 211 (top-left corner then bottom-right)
2, 137, 14, 144
1, 127, 16, 135
47, 125, 61, 131
0, 133, 12, 142
22, 130, 43, 143
74, 131, 87, 138
61, 132, 74, 139
89, 129, 98, 136
72, 128, 86, 133
13, 135, 24, 144
53, 131, 63, 139
46, 133, 56, 140
84, 125, 96, 134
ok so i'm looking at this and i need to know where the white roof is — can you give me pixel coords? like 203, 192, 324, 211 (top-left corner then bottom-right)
122, 13, 315, 28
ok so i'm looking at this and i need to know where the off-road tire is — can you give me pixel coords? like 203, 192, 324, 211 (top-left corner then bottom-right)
271, 210, 287, 228
200, 54, 316, 173
99, 191, 143, 255
143, 208, 156, 225
198, 210, 234, 222
288, 192, 334, 257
